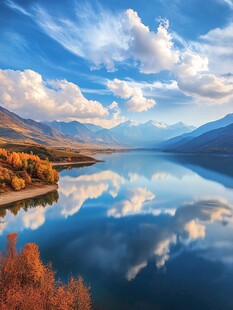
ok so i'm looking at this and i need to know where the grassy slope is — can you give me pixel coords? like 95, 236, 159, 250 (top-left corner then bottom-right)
0, 142, 97, 162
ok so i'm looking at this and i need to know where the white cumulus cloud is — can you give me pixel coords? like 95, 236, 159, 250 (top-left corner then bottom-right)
107, 78, 156, 112
198, 22, 233, 75
5, 1, 233, 105
32, 5, 178, 73
0, 69, 125, 127
175, 51, 233, 103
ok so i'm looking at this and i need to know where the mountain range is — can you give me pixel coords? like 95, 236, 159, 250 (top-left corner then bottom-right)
0, 106, 123, 147
159, 113, 233, 154
109, 120, 195, 147
45, 119, 194, 147
44, 120, 124, 146
1, 104, 233, 154
0, 106, 80, 146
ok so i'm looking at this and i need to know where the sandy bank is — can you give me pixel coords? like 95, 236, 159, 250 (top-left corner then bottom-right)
0, 184, 58, 207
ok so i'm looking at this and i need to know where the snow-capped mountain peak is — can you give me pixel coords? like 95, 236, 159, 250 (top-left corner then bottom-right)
144, 120, 168, 129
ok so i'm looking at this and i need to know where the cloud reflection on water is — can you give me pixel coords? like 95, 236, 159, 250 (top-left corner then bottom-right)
1, 153, 233, 283
61, 198, 233, 281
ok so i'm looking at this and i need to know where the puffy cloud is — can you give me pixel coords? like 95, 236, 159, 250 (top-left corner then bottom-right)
126, 95, 156, 112
126, 11, 179, 73
198, 22, 233, 75
0, 69, 125, 127
175, 52, 233, 103
0, 69, 106, 119
172, 23, 233, 103
106, 101, 126, 126
5, 1, 233, 105
32, 5, 178, 73
107, 78, 156, 112
108, 187, 155, 218
104, 25, 233, 104
107, 51, 233, 107
107, 79, 135, 99
176, 52, 209, 78
177, 73, 233, 103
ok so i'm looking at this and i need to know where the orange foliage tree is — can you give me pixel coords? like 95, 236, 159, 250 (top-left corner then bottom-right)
11, 176, 25, 191
0, 148, 7, 159
0, 233, 91, 310
0, 148, 59, 191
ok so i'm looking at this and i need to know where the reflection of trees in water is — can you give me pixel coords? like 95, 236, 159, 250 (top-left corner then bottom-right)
55, 163, 94, 173
0, 190, 59, 219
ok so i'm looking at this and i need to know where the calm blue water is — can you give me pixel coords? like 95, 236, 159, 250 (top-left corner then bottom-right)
1, 150, 233, 310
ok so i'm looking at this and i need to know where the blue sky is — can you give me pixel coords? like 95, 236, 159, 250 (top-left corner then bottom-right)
0, 0, 233, 127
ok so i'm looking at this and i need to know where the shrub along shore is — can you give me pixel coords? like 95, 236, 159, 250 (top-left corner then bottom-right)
0, 148, 59, 205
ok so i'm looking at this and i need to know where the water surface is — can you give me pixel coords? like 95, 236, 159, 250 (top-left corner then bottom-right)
1, 151, 233, 310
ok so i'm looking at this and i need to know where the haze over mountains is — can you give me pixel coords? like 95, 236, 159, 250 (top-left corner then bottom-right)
0, 106, 80, 146
109, 120, 195, 147
0, 105, 195, 147
1, 104, 233, 153
159, 113, 233, 154
45, 119, 195, 147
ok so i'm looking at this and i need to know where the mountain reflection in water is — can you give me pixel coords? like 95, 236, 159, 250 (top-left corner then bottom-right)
1, 151, 233, 310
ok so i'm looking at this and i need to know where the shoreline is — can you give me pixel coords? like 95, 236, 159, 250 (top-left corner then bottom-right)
0, 184, 58, 207
0, 160, 100, 208
52, 160, 99, 166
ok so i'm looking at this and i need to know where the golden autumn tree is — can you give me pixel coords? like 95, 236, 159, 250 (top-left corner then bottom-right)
0, 233, 91, 310
0, 148, 59, 192
0, 148, 7, 159
11, 176, 25, 191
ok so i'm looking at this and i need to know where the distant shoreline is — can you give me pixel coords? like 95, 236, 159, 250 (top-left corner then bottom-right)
0, 184, 58, 207
52, 160, 98, 166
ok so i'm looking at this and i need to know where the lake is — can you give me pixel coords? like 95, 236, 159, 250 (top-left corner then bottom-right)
1, 150, 233, 310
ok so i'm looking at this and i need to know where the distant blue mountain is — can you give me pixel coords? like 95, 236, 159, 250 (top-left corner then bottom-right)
83, 123, 104, 132
44, 120, 95, 143
0, 105, 77, 146
158, 113, 233, 151
45, 120, 123, 146
161, 114, 233, 154
45, 119, 195, 147
110, 120, 194, 147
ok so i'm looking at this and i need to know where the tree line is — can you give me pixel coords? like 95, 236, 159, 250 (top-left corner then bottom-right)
0, 148, 59, 192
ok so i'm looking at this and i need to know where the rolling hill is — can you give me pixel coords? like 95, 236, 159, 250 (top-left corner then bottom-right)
45, 120, 123, 146
166, 123, 233, 154
0, 105, 80, 146
0, 106, 123, 148
159, 113, 233, 151
44, 120, 95, 143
